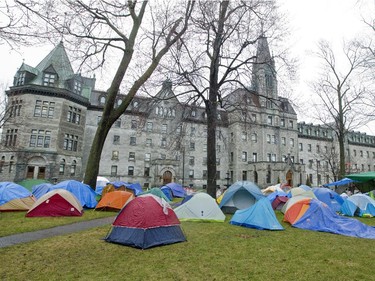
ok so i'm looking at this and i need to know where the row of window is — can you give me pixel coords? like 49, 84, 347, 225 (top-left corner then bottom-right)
67, 106, 81, 124
8, 99, 22, 118
29, 129, 51, 148
59, 159, 77, 176
4, 129, 18, 147
34, 100, 55, 118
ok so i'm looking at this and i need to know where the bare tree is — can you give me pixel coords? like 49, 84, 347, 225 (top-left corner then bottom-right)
15, 0, 194, 188
310, 39, 373, 179
164, 0, 287, 198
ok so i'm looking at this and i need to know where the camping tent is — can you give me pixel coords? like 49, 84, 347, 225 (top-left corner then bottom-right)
96, 176, 110, 189
340, 194, 375, 217
105, 194, 186, 249
346, 171, 375, 182
26, 189, 83, 217
219, 181, 264, 213
96, 191, 134, 211
284, 198, 375, 239
288, 187, 316, 199
313, 187, 344, 213
267, 190, 288, 210
230, 197, 284, 230
161, 182, 186, 200
281, 194, 312, 214
174, 192, 225, 222
0, 182, 36, 211
52, 180, 97, 208
138, 188, 171, 202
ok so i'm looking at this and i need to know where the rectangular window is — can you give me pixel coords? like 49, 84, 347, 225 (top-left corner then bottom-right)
290, 138, 295, 147
308, 144, 312, 152
128, 166, 134, 176
146, 138, 152, 147
190, 142, 195, 151
43, 73, 56, 86
147, 122, 153, 132
281, 137, 286, 146
161, 124, 167, 134
280, 118, 285, 127
161, 137, 167, 147
267, 116, 273, 125
242, 171, 247, 181
252, 153, 257, 162
289, 120, 293, 128
113, 135, 120, 144
144, 167, 150, 177
189, 156, 195, 166
129, 152, 135, 161
130, 136, 136, 146
29, 129, 51, 148
299, 143, 303, 151
267, 134, 271, 143
242, 151, 247, 162
145, 153, 151, 162
111, 165, 117, 176
112, 151, 119, 160
114, 119, 121, 128
67, 106, 81, 124
317, 145, 320, 153
190, 126, 196, 136
131, 120, 137, 129
189, 169, 194, 179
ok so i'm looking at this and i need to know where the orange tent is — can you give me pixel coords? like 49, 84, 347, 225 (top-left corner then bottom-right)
96, 191, 134, 211
283, 198, 311, 224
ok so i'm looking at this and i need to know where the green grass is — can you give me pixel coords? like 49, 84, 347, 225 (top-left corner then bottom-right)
0, 212, 374, 280
0, 210, 115, 237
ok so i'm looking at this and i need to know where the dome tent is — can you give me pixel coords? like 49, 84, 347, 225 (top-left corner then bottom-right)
219, 181, 264, 214
105, 194, 186, 249
0, 182, 36, 211
26, 189, 83, 217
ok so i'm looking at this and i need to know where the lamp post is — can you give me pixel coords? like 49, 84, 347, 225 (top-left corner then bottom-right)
225, 171, 230, 190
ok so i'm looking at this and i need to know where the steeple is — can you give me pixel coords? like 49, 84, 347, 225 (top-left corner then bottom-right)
251, 34, 278, 100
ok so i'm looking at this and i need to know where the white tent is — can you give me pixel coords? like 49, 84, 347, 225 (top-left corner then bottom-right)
174, 192, 225, 222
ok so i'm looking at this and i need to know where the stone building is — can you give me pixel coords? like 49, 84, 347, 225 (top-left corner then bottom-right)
1, 39, 374, 189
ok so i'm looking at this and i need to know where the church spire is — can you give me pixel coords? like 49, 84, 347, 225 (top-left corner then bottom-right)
251, 33, 277, 100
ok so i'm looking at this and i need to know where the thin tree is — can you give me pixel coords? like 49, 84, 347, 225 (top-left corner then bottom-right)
165, 0, 287, 198
310, 39, 373, 179
15, 0, 194, 188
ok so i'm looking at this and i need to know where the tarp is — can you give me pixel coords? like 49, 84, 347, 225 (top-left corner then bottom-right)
102, 181, 143, 197
105, 194, 186, 249
313, 187, 344, 213
26, 189, 83, 217
52, 180, 97, 208
346, 171, 375, 182
32, 183, 54, 199
219, 181, 264, 213
230, 197, 284, 230
290, 199, 375, 239
324, 178, 357, 187
0, 182, 36, 211
174, 192, 225, 222
95, 191, 134, 211
161, 182, 186, 200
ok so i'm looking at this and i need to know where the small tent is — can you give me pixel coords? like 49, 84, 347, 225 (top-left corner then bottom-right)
219, 181, 264, 213
96, 191, 134, 211
52, 180, 97, 208
313, 187, 344, 213
174, 192, 225, 222
340, 194, 375, 217
105, 194, 186, 249
138, 188, 171, 202
267, 190, 288, 210
285, 198, 375, 239
230, 197, 284, 230
26, 189, 83, 217
0, 182, 36, 211
288, 187, 316, 199
161, 182, 186, 200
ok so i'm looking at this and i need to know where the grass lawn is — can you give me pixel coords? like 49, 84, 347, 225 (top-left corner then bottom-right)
0, 211, 374, 280
0, 210, 115, 237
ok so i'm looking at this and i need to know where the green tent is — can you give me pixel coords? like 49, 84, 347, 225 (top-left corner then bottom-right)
346, 172, 375, 182
139, 187, 171, 202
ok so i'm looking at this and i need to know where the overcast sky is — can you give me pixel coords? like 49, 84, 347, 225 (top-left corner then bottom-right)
1, 0, 374, 133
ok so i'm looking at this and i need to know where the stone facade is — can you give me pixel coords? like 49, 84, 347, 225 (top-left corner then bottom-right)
1, 40, 375, 189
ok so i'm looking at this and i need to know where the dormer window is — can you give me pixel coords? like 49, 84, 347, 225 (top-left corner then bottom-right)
43, 73, 56, 86
16, 72, 26, 86
74, 80, 82, 94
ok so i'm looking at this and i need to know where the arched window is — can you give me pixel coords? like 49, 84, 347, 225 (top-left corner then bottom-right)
99, 96, 106, 105
251, 133, 257, 143
0, 156, 5, 173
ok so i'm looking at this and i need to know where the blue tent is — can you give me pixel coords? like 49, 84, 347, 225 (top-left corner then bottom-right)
0, 182, 33, 206
219, 181, 264, 213
32, 183, 54, 199
230, 197, 284, 230
292, 199, 375, 239
324, 178, 356, 187
106, 181, 143, 196
313, 187, 344, 213
161, 182, 186, 200
52, 180, 97, 208
340, 194, 375, 217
